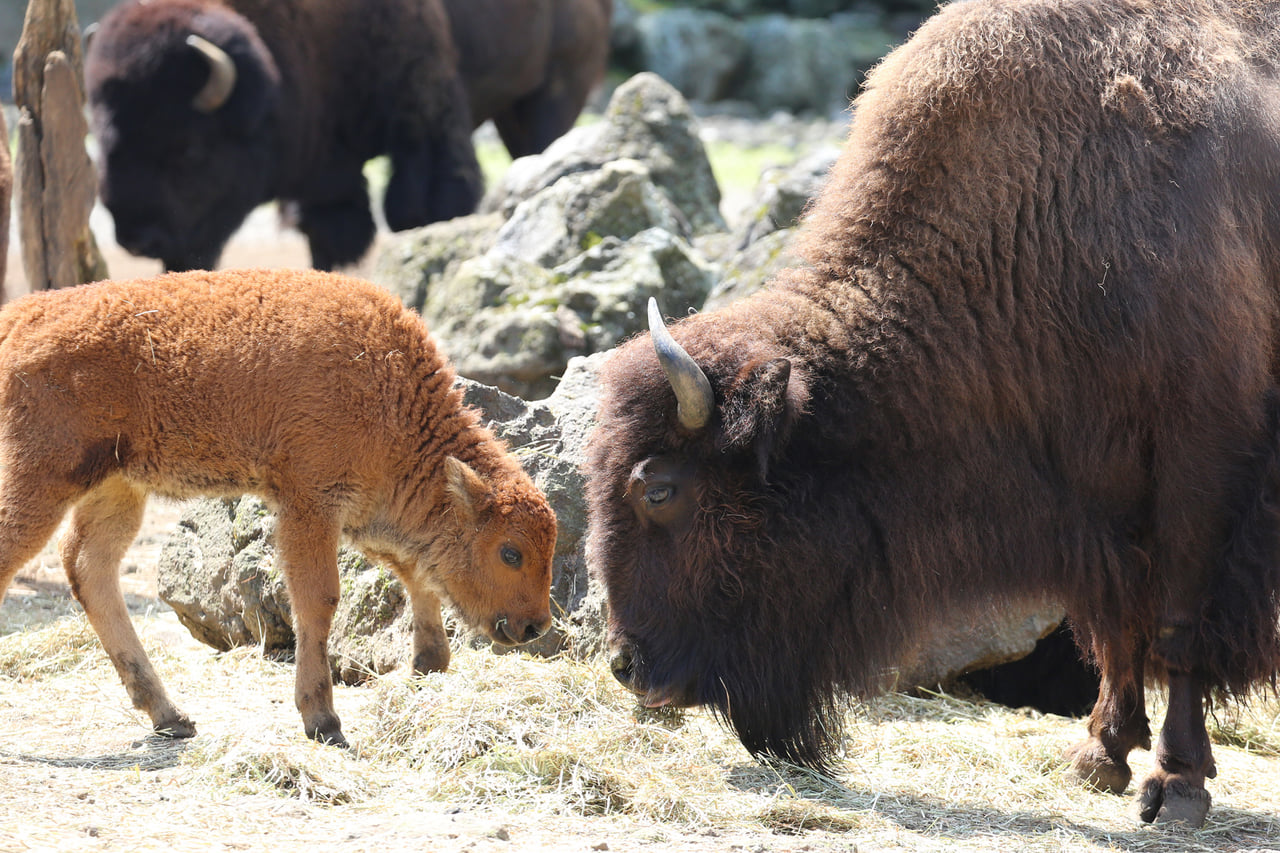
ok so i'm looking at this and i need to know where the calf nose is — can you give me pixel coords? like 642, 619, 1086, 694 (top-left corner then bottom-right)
496, 614, 551, 646
610, 644, 636, 688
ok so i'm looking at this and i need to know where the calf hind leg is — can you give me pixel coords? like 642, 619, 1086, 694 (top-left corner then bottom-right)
60, 479, 195, 737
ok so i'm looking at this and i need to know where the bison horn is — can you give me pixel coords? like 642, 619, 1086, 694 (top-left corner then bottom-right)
186, 34, 237, 113
648, 297, 713, 431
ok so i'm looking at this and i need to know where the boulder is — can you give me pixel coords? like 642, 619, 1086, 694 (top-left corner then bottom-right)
372, 212, 504, 313
492, 158, 688, 267
636, 8, 746, 105
377, 74, 720, 398
157, 357, 609, 683
738, 15, 859, 117
486, 72, 725, 236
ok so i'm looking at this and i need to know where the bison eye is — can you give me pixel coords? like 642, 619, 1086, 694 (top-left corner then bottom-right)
500, 545, 523, 568
644, 484, 675, 506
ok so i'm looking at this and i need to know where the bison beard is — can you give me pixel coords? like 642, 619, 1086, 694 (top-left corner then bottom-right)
586, 0, 1280, 829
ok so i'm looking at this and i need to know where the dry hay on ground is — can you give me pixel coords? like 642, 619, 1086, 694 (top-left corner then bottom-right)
0, 591, 1277, 852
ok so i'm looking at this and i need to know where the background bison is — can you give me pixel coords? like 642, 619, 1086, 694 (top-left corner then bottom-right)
85, 0, 482, 272
446, 0, 612, 159
586, 0, 1280, 829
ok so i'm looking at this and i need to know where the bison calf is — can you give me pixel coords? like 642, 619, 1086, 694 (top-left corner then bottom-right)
0, 270, 556, 746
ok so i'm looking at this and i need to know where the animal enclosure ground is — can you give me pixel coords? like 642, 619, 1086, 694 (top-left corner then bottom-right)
0, 503, 1278, 853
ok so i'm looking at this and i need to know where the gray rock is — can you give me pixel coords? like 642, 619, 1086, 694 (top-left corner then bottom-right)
637, 9, 747, 105
372, 212, 504, 313
739, 15, 860, 116
895, 599, 1068, 692
426, 228, 714, 399
156, 359, 609, 681
492, 158, 688, 268
732, 145, 838, 248
488, 73, 725, 236
704, 145, 837, 310
704, 228, 798, 311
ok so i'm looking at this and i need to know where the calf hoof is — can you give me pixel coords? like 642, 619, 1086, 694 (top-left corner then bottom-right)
1138, 773, 1211, 827
412, 642, 451, 675
154, 713, 196, 739
1064, 739, 1131, 794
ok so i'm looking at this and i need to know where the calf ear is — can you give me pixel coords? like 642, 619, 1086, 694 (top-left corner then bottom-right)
719, 357, 807, 482
445, 457, 492, 524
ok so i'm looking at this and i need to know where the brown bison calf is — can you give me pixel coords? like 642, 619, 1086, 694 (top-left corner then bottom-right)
0, 269, 557, 746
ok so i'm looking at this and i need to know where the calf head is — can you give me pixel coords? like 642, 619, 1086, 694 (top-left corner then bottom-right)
86, 0, 280, 271
437, 456, 556, 647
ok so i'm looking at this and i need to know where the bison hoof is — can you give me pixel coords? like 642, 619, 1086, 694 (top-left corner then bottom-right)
308, 727, 350, 749
1138, 773, 1211, 827
154, 714, 196, 739
1064, 739, 1131, 794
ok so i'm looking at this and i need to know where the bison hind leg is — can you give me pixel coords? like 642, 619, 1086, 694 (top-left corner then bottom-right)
60, 478, 195, 738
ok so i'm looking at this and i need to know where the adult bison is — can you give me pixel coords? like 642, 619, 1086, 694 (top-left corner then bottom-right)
84, 0, 482, 272
586, 0, 1280, 829
445, 0, 612, 158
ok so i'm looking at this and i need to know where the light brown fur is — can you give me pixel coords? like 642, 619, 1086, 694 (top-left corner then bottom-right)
0, 269, 557, 746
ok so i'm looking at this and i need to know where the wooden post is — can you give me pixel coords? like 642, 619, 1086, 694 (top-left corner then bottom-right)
0, 107, 11, 300
12, 0, 107, 296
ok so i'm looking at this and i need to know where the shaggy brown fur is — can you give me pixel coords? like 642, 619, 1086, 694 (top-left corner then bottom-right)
445, 0, 612, 158
0, 269, 556, 746
587, 0, 1280, 829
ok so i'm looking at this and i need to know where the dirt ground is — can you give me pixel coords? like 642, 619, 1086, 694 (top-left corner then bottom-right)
0, 503, 861, 853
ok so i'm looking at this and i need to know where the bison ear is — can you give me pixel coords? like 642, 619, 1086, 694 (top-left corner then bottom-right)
719, 357, 807, 482
445, 456, 492, 525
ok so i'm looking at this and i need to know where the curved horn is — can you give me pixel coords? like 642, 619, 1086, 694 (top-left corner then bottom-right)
648, 297, 713, 431
186, 34, 236, 113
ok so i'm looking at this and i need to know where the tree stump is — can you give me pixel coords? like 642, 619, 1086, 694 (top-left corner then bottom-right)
12, 0, 106, 297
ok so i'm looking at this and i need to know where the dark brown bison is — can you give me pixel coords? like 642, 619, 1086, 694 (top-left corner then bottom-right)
586, 0, 1280, 829
445, 0, 612, 158
84, 0, 482, 272
0, 268, 557, 746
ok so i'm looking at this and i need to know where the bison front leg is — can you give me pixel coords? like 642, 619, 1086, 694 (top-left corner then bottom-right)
276, 509, 347, 747
1138, 669, 1215, 826
1065, 642, 1149, 795
384, 75, 482, 231
61, 479, 195, 738
294, 180, 377, 271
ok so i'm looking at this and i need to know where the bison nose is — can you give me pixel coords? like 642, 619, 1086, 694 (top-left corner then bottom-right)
113, 221, 170, 259
610, 644, 636, 689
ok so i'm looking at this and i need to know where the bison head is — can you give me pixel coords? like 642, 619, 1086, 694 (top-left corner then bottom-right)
86, 0, 281, 272
587, 298, 885, 769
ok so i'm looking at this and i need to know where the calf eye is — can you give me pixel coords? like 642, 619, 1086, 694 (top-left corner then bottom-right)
500, 545, 523, 568
644, 484, 674, 506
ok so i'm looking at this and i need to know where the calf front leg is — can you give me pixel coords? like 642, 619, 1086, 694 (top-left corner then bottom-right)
61, 479, 194, 738
377, 556, 450, 674
276, 509, 346, 747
